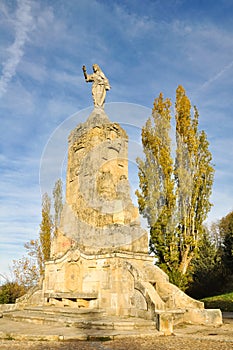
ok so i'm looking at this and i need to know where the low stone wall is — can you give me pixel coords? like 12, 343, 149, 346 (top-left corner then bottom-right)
0, 303, 17, 313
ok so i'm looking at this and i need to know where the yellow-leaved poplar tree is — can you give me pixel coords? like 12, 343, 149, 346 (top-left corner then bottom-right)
10, 180, 63, 290
136, 86, 214, 289
39, 193, 53, 273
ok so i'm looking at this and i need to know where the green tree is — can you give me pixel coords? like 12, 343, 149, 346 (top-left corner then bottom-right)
12, 192, 53, 284
9, 179, 63, 292
39, 192, 53, 273
136, 93, 177, 278
10, 199, 52, 286
0, 282, 26, 304
24, 239, 43, 280
53, 178, 63, 233
219, 211, 233, 272
187, 228, 223, 299
136, 86, 214, 289
174, 87, 214, 280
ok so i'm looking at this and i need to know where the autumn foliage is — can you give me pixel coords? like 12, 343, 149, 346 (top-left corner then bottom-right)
9, 180, 63, 291
136, 86, 214, 288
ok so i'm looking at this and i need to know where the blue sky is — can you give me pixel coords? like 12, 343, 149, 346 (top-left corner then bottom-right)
1, 0, 233, 280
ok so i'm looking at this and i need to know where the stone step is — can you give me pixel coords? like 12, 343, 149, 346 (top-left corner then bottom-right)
0, 317, 162, 341
3, 307, 187, 334
73, 318, 157, 331
3, 309, 157, 331
3, 308, 105, 326
3, 310, 78, 326
24, 306, 105, 317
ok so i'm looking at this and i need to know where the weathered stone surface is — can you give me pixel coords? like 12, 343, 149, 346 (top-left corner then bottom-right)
51, 108, 148, 258
0, 304, 17, 313
9, 107, 222, 336
183, 308, 222, 326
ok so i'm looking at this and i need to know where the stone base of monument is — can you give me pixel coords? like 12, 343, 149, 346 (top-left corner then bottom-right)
4, 249, 222, 335
1, 108, 222, 336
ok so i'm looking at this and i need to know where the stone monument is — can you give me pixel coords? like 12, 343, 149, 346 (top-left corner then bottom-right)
12, 65, 222, 334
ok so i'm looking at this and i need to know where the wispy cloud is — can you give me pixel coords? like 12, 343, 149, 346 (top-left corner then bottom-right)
113, 4, 155, 39
0, 0, 33, 97
0, 154, 41, 276
198, 60, 233, 91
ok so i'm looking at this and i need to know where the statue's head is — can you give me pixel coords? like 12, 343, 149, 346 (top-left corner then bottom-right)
93, 64, 100, 73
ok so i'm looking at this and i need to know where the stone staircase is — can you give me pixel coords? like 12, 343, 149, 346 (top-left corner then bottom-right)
3, 305, 190, 337
3, 306, 158, 332
3, 306, 105, 326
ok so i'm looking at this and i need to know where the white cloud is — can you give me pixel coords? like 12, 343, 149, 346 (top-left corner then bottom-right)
183, 25, 233, 91
0, 79, 36, 117
30, 4, 74, 51
50, 70, 80, 87
0, 0, 33, 97
114, 4, 155, 39
18, 59, 48, 83
199, 60, 233, 91
0, 155, 42, 277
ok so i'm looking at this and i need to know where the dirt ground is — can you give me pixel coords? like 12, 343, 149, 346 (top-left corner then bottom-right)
1, 315, 233, 349
0, 336, 233, 350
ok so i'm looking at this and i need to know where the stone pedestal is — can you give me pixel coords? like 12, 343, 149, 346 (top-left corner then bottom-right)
51, 108, 148, 257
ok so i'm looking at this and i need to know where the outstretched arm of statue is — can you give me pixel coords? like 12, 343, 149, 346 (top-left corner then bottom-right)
82, 65, 94, 82
82, 65, 87, 80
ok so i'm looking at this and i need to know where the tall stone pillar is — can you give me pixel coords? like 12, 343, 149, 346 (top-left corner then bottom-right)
51, 108, 148, 258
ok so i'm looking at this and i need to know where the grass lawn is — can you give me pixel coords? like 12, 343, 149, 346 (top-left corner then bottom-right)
201, 291, 233, 312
